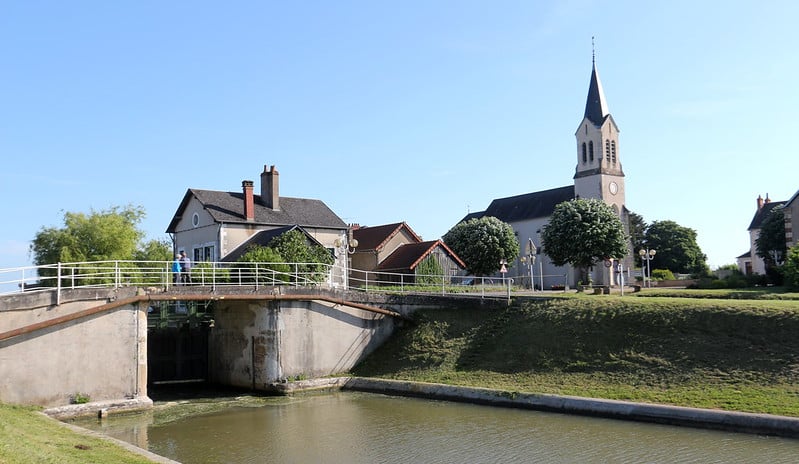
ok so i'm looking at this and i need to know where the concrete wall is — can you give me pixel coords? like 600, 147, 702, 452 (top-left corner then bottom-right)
208, 298, 395, 389
0, 296, 146, 407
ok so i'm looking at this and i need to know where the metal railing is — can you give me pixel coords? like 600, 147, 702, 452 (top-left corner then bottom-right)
0, 260, 541, 301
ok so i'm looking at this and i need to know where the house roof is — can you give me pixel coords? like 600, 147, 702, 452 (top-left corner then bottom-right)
747, 200, 786, 230
737, 250, 752, 259
352, 222, 422, 251
166, 188, 347, 233
463, 185, 575, 224
220, 225, 325, 262
376, 240, 466, 272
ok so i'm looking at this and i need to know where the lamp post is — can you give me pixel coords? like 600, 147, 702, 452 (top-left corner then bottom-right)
638, 248, 656, 288
334, 229, 359, 289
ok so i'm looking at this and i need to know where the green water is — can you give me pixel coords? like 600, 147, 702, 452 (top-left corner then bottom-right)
74, 392, 799, 463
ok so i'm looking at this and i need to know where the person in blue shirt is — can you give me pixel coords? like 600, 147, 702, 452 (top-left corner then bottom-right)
172, 254, 182, 284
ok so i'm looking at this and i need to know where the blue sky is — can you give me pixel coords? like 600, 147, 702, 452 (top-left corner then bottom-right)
1, 1, 797, 271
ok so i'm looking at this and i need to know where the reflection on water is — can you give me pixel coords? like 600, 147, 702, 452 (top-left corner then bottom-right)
74, 392, 799, 464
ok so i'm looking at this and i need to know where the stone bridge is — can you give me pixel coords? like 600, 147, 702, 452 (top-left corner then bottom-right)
0, 285, 431, 410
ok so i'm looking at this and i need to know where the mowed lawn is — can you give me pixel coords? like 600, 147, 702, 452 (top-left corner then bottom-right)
353, 293, 799, 417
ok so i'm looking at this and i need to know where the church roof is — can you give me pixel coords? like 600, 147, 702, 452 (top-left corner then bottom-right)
462, 185, 575, 224
584, 61, 610, 127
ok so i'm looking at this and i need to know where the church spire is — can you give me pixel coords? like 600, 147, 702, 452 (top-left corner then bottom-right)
583, 40, 609, 127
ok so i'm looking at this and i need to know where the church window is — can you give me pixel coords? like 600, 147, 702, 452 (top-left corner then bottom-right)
611, 141, 617, 163
582, 143, 587, 163
605, 140, 611, 162
588, 141, 594, 161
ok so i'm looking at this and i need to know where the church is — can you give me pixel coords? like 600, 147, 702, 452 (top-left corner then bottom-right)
461, 57, 632, 289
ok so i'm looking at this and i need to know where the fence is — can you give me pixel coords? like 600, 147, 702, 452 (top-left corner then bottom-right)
0, 260, 541, 301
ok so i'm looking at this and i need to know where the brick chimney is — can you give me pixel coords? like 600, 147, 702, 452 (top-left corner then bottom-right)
242, 180, 255, 221
757, 195, 764, 210
261, 165, 279, 211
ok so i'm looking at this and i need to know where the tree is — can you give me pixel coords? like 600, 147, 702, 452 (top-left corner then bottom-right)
30, 205, 159, 286
541, 198, 628, 282
134, 238, 173, 262
31, 205, 146, 265
783, 245, 799, 289
755, 205, 787, 268
443, 216, 519, 276
643, 220, 709, 276
236, 229, 334, 283
237, 245, 291, 283
627, 211, 648, 255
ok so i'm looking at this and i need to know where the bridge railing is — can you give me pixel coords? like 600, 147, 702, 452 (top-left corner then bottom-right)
0, 260, 524, 300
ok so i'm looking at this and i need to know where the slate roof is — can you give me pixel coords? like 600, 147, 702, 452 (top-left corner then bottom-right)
747, 201, 786, 230
220, 225, 325, 262
351, 222, 422, 251
584, 61, 610, 127
166, 189, 347, 233
376, 240, 466, 272
462, 185, 575, 224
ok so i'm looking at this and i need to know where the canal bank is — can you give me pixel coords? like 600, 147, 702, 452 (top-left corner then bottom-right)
333, 377, 799, 438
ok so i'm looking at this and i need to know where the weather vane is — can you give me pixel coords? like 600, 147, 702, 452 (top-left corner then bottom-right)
592, 36, 595, 64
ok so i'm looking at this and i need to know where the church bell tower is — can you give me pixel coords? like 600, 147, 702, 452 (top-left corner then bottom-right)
573, 54, 625, 217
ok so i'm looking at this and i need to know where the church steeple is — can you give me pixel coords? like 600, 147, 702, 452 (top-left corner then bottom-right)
583, 59, 609, 127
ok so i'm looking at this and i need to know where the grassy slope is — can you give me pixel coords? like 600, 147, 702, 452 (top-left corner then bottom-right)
0, 404, 155, 464
353, 296, 799, 416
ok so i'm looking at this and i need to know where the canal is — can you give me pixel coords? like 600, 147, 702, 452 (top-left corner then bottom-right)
72, 391, 799, 463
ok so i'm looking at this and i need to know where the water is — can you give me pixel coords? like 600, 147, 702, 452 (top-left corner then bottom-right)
75, 392, 799, 463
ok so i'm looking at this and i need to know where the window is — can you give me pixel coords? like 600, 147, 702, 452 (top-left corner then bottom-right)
192, 213, 200, 227
605, 140, 610, 162
582, 143, 587, 163
193, 245, 216, 262
588, 141, 594, 161
611, 141, 617, 163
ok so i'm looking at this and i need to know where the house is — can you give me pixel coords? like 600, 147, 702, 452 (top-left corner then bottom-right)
784, 189, 799, 250
349, 222, 465, 286
166, 165, 350, 285
458, 56, 631, 289
737, 195, 786, 275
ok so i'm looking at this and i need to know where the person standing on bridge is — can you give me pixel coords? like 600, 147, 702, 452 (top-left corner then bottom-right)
172, 254, 182, 284
180, 250, 192, 284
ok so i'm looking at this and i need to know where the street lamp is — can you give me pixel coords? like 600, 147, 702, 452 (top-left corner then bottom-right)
638, 248, 656, 288
334, 230, 359, 255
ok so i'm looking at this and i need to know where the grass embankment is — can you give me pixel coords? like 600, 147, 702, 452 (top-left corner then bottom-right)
353, 296, 799, 416
0, 403, 155, 464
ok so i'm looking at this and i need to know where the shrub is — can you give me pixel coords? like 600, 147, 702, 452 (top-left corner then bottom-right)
651, 269, 675, 281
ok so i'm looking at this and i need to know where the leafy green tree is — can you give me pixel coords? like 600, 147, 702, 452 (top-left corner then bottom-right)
236, 230, 334, 284
644, 220, 709, 276
783, 245, 799, 289
134, 238, 172, 262
443, 216, 519, 276
627, 211, 648, 255
31, 205, 145, 264
237, 245, 290, 284
416, 255, 444, 285
30, 205, 163, 286
755, 205, 787, 269
541, 198, 628, 283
